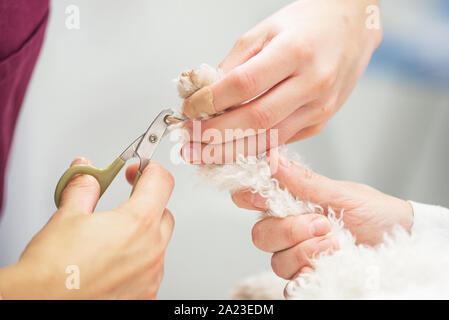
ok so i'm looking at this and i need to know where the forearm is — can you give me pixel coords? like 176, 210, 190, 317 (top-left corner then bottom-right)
0, 264, 22, 299
0, 261, 50, 299
0, 263, 32, 299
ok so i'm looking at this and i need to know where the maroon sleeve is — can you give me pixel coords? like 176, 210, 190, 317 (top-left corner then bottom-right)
0, 0, 49, 213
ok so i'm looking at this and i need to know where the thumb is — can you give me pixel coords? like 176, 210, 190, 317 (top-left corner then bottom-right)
120, 162, 174, 221
271, 154, 342, 211
58, 157, 101, 214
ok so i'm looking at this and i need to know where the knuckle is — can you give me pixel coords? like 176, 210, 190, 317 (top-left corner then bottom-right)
122, 208, 150, 232
287, 218, 298, 245
231, 192, 244, 207
309, 123, 325, 137
297, 168, 316, 191
235, 35, 249, 49
271, 253, 289, 279
294, 244, 308, 266
300, 167, 317, 183
289, 39, 314, 62
130, 209, 152, 227
251, 106, 274, 129
233, 67, 257, 98
235, 30, 259, 50
117, 202, 152, 227
230, 192, 239, 204
319, 100, 337, 119
293, 168, 319, 201
316, 69, 337, 91
315, 122, 327, 133
122, 204, 155, 227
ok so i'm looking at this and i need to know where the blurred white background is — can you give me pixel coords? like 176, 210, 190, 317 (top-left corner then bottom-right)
0, 0, 448, 299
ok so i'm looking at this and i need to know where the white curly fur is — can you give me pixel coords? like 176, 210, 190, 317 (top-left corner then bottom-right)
196, 154, 322, 218
175, 64, 449, 299
176, 64, 224, 99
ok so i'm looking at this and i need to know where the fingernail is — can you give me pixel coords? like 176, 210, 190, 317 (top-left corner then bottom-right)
182, 87, 216, 119
180, 144, 191, 162
181, 143, 202, 164
279, 156, 291, 168
316, 237, 338, 252
310, 216, 330, 236
182, 122, 193, 141
300, 266, 314, 275
71, 157, 89, 166
251, 193, 268, 209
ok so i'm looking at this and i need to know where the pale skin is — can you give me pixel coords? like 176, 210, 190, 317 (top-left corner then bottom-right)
231, 152, 414, 282
180, 0, 401, 287
0, 158, 174, 299
182, 0, 382, 161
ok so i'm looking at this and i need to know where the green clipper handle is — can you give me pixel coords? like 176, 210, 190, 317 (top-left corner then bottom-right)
54, 157, 126, 208
131, 170, 142, 195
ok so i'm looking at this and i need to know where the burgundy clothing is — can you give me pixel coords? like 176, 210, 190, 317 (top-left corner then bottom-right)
0, 0, 49, 212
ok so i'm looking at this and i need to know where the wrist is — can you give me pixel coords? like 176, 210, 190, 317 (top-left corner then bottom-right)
0, 263, 24, 299
336, 0, 383, 50
359, 0, 383, 49
0, 261, 48, 299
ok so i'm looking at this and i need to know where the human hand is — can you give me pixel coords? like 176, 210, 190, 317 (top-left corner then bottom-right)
0, 158, 174, 299
231, 154, 413, 280
182, 0, 382, 162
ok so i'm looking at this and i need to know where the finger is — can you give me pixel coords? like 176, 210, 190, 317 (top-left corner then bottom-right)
295, 266, 314, 279
120, 162, 174, 220
271, 236, 338, 280
181, 103, 329, 164
159, 209, 175, 246
272, 155, 341, 209
219, 22, 275, 72
182, 36, 297, 118
190, 75, 318, 143
286, 121, 328, 144
269, 99, 335, 144
284, 266, 314, 298
290, 266, 315, 283
125, 162, 140, 185
231, 190, 268, 211
180, 129, 280, 164
59, 157, 101, 215
252, 214, 331, 253
183, 102, 331, 163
